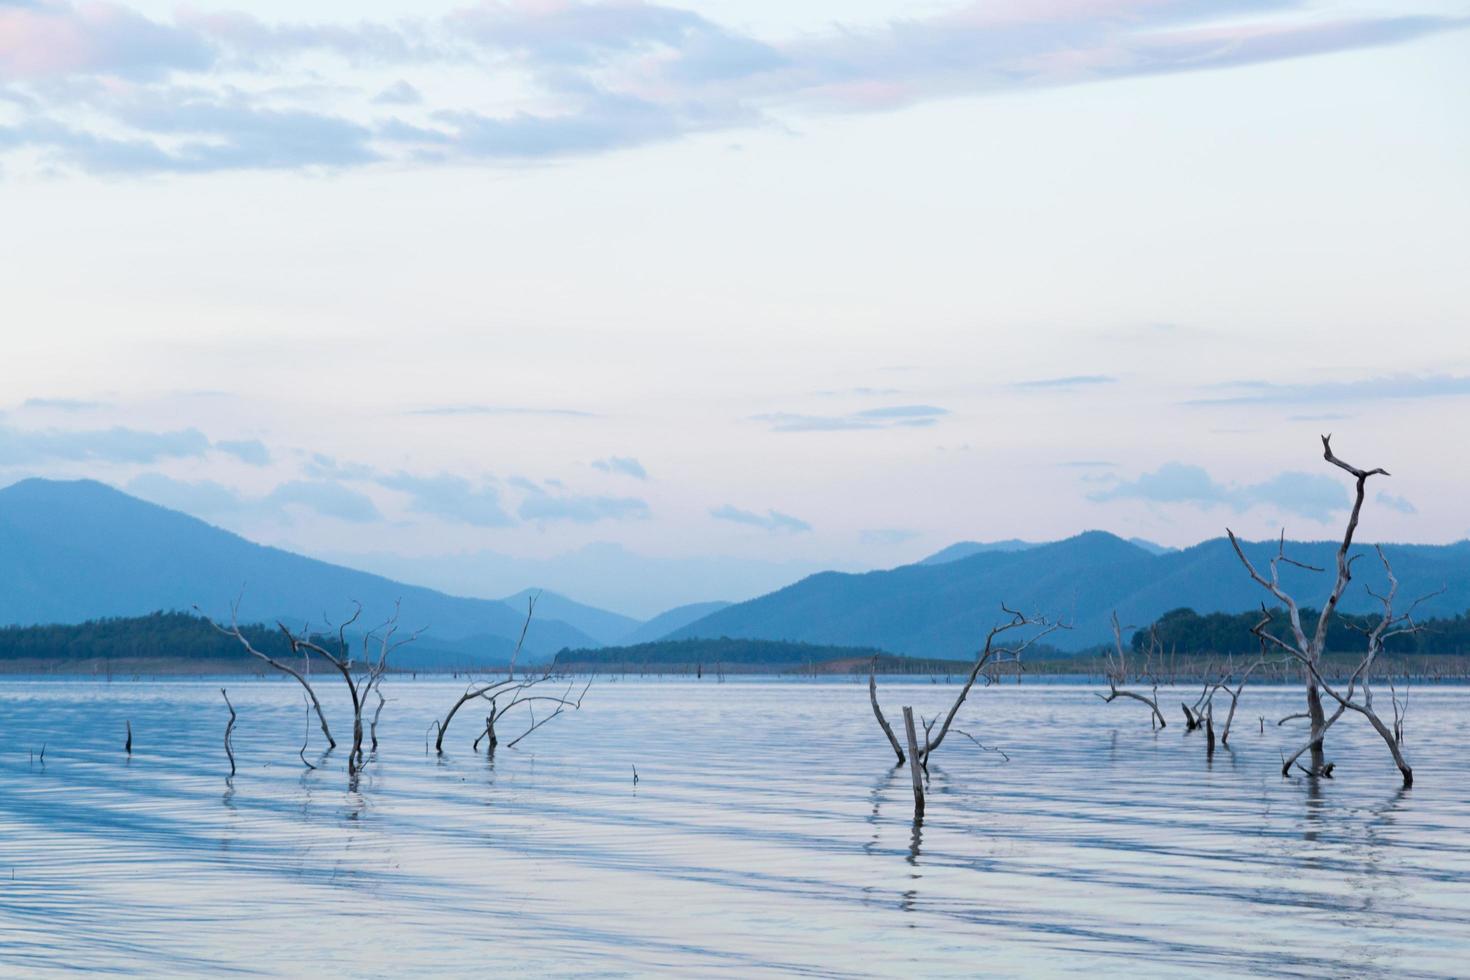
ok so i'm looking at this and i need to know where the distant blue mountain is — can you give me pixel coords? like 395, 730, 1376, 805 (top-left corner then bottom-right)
919, 540, 1037, 564
672, 531, 1470, 654
499, 588, 641, 645
920, 535, 1173, 565
0, 479, 597, 663
617, 600, 733, 645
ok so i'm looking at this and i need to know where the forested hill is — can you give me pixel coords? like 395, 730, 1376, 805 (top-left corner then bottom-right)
551, 638, 970, 674
1134, 607, 1470, 657
0, 611, 288, 666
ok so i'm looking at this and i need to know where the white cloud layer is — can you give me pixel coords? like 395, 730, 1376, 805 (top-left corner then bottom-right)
1, 0, 1461, 174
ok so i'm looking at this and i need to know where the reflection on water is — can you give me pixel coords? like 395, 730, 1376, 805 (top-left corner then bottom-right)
1, 679, 1468, 977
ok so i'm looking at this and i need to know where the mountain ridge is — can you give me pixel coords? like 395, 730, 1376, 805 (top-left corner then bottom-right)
0, 478, 598, 663
670, 530, 1470, 655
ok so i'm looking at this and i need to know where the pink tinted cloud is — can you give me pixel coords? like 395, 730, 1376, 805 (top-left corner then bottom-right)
0, 1, 209, 81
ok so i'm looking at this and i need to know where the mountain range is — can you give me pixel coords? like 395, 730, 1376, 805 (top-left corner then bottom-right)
669, 531, 1470, 655
0, 479, 597, 664
4, 478, 1468, 664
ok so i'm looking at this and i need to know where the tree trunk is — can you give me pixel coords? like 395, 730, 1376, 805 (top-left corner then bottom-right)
902, 706, 924, 818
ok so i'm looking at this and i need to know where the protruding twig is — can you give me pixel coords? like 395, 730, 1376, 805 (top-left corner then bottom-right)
221, 688, 237, 778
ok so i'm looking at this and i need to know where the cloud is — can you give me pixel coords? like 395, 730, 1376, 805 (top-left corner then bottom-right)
1089, 461, 1351, 521
127, 473, 380, 523
379, 472, 514, 527
265, 480, 381, 522
592, 456, 648, 480
853, 404, 947, 420
1059, 460, 1115, 468
215, 438, 271, 466
518, 486, 651, 523
406, 404, 598, 418
2, 1, 1462, 175
0, 0, 212, 82
0, 423, 209, 465
372, 80, 422, 105
753, 404, 947, 432
1014, 375, 1116, 389
1190, 374, 1470, 406
710, 504, 811, 534
814, 387, 904, 397
1376, 492, 1417, 515
21, 397, 106, 411
127, 473, 249, 516
302, 453, 378, 481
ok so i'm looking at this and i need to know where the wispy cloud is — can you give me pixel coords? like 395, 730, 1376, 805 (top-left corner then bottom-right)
267, 480, 382, 523
406, 404, 598, 418
1014, 375, 1116, 389
0, 423, 209, 465
21, 397, 106, 412
753, 404, 947, 432
1189, 374, 1470, 406
127, 473, 381, 523
302, 453, 378, 481
1089, 461, 1351, 521
215, 438, 271, 466
379, 472, 514, 527
2, 1, 1460, 174
1376, 491, 1418, 515
710, 504, 811, 534
518, 487, 651, 523
591, 456, 648, 480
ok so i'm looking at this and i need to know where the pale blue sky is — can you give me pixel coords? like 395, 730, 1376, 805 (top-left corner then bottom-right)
2, 1, 1467, 614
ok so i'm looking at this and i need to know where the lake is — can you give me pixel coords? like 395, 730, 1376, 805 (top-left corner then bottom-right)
1, 676, 1467, 977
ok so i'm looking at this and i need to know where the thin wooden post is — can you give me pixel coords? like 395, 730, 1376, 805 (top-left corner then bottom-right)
902, 706, 924, 817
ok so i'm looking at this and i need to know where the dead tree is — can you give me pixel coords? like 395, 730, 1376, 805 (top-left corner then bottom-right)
1228, 435, 1432, 786
277, 602, 420, 775
433, 595, 590, 754
203, 599, 336, 750
1097, 613, 1167, 729
869, 605, 1062, 771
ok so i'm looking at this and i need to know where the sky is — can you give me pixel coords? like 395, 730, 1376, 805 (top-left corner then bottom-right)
1, 0, 1468, 617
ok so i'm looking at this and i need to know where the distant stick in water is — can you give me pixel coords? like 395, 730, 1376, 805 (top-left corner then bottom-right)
221, 688, 237, 778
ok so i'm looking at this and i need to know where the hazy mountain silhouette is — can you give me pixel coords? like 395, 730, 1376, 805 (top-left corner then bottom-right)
671, 531, 1470, 655
0, 479, 597, 663
499, 588, 641, 645
920, 536, 1173, 565
617, 600, 732, 645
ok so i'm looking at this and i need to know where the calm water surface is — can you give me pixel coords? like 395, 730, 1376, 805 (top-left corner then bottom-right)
0, 677, 1467, 977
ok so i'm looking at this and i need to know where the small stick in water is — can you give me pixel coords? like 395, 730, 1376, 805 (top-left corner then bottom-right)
125, 720, 132, 756
221, 688, 237, 778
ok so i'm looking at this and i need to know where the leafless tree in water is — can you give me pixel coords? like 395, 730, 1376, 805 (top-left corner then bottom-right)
278, 602, 422, 774
432, 594, 591, 754
1228, 436, 1435, 786
203, 598, 336, 750
1098, 613, 1167, 729
869, 605, 1062, 769
205, 597, 420, 774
